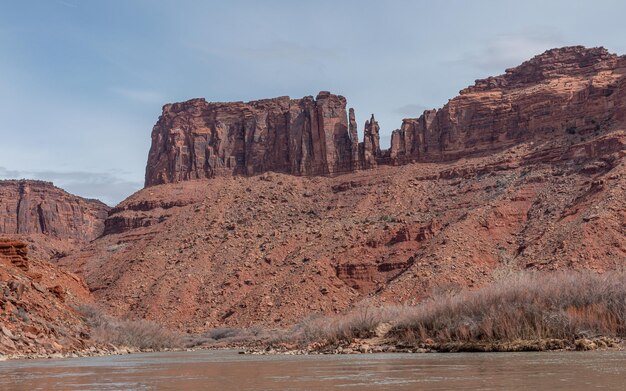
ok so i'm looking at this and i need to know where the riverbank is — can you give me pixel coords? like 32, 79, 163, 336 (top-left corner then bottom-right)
4, 271, 626, 359
242, 271, 626, 355
243, 336, 624, 355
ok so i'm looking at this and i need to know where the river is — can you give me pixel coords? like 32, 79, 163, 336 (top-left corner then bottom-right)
0, 350, 625, 390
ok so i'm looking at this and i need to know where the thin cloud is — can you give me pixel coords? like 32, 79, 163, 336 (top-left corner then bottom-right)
0, 167, 20, 177
110, 87, 165, 105
459, 31, 566, 72
0, 167, 142, 206
394, 103, 429, 117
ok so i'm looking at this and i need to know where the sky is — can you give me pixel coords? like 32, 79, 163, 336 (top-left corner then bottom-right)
1, 0, 626, 205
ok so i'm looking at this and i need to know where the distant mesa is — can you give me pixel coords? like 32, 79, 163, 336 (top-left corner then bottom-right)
0, 179, 109, 242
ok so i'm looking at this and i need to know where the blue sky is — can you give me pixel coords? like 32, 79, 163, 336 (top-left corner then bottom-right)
1, 0, 625, 205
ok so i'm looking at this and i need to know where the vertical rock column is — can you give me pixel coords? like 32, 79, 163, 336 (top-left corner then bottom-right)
362, 114, 381, 168
348, 108, 360, 171
313, 92, 351, 174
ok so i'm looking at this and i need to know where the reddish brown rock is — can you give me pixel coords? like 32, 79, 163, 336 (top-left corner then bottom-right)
144, 47, 626, 187
0, 240, 29, 271
145, 92, 359, 186
0, 180, 109, 242
362, 114, 381, 168
58, 45, 626, 332
62, 127, 625, 330
348, 108, 360, 171
0, 238, 95, 356
0, 180, 110, 263
390, 46, 626, 163
390, 109, 437, 164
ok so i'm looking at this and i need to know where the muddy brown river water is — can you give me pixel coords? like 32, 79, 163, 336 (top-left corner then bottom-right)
0, 350, 625, 390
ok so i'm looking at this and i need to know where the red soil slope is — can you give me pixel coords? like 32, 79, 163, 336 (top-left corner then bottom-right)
0, 239, 95, 356
62, 129, 626, 330
43, 46, 626, 331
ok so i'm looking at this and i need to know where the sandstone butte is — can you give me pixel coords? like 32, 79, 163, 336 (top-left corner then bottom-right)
2, 46, 626, 337
145, 46, 625, 186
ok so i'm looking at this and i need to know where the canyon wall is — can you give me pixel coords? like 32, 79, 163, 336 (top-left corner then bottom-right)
0, 180, 110, 243
390, 46, 626, 163
59, 45, 626, 330
146, 46, 626, 187
145, 91, 373, 186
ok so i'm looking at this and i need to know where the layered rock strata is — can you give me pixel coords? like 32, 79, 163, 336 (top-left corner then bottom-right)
145, 92, 374, 186
0, 180, 109, 242
0, 239, 95, 356
390, 46, 626, 163
145, 46, 626, 186
362, 114, 382, 168
62, 129, 626, 329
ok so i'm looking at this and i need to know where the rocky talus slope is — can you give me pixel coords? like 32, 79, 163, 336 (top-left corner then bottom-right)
0, 239, 96, 356
63, 125, 626, 331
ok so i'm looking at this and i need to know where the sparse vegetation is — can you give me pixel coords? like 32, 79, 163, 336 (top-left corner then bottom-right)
77, 305, 182, 350
284, 271, 626, 351
391, 272, 626, 345
288, 305, 402, 345
379, 215, 398, 223
78, 271, 626, 354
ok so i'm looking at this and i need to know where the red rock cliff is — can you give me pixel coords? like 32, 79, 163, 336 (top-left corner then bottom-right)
64, 46, 626, 330
144, 46, 626, 186
0, 180, 109, 243
145, 91, 367, 186
390, 46, 626, 163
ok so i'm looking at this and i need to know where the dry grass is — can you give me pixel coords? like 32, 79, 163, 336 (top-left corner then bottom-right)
289, 271, 626, 347
392, 271, 626, 344
185, 327, 277, 347
289, 304, 404, 345
77, 305, 182, 350
77, 271, 626, 351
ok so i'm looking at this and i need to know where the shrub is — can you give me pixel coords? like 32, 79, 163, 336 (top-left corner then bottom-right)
379, 215, 398, 223
290, 305, 403, 344
285, 271, 626, 348
391, 271, 626, 344
76, 305, 181, 350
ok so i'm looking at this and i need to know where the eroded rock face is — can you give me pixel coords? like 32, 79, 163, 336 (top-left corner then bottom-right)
348, 108, 360, 171
390, 46, 626, 163
62, 129, 626, 330
0, 240, 29, 271
0, 238, 95, 356
362, 114, 381, 168
145, 92, 361, 186
0, 180, 110, 243
146, 47, 626, 185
